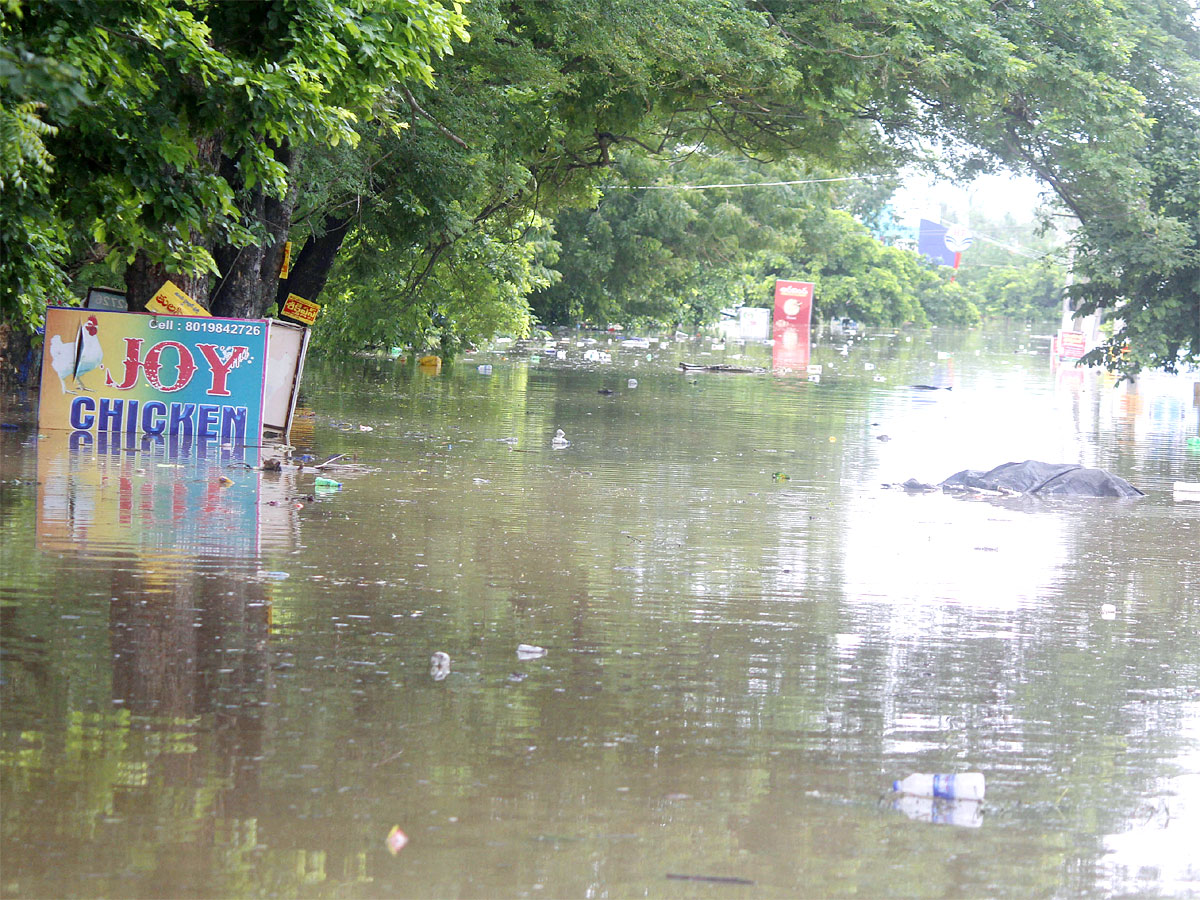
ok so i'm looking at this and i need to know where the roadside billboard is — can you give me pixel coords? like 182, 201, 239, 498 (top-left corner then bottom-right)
772, 280, 814, 371
39, 307, 268, 448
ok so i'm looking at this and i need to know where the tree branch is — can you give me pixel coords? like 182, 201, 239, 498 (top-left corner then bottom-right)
400, 86, 470, 149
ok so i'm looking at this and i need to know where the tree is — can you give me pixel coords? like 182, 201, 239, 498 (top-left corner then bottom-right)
301, 0, 912, 353
530, 151, 985, 329
4, 0, 1196, 374
1, 0, 468, 323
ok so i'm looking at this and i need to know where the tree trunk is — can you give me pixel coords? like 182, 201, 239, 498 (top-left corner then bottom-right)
278, 212, 354, 306
210, 141, 298, 319
123, 136, 223, 311
124, 250, 213, 312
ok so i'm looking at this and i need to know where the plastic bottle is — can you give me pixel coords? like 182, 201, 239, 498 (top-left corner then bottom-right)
314, 476, 342, 489
892, 772, 985, 801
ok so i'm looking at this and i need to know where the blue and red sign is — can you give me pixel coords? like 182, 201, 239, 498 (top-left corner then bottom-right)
39, 307, 268, 448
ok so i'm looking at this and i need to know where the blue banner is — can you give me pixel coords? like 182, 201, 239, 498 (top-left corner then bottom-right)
918, 219, 956, 266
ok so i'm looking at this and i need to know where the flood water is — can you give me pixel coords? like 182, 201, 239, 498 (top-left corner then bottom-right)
2, 326, 1199, 898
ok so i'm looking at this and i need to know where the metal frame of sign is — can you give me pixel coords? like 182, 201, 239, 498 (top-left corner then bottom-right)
262, 318, 311, 438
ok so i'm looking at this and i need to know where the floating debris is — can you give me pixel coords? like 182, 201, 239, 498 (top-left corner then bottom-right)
386, 826, 409, 854
678, 363, 765, 374
666, 874, 754, 886
430, 651, 451, 681
517, 644, 547, 660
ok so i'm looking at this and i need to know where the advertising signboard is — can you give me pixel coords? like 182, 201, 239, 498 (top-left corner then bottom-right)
773, 280, 814, 329
39, 307, 269, 448
1058, 330, 1088, 360
281, 293, 320, 326
145, 280, 212, 317
772, 280, 814, 371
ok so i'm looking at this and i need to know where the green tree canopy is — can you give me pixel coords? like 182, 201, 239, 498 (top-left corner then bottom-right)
2, 0, 1197, 374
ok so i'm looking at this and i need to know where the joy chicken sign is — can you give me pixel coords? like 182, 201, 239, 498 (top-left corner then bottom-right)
39, 307, 268, 446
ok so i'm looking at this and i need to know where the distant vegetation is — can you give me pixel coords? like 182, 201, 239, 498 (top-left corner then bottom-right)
529, 152, 1067, 333
2, 0, 1197, 374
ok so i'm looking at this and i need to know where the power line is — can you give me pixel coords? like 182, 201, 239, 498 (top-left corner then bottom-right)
604, 174, 1048, 259
602, 174, 889, 190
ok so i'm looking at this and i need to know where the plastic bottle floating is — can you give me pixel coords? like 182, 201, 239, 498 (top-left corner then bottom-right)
551, 429, 570, 449
429, 651, 451, 681
893, 772, 985, 801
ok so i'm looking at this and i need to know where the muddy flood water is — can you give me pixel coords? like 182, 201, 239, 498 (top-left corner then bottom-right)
2, 325, 1199, 899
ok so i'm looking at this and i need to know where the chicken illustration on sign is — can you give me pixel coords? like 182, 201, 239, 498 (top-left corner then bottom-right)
48, 315, 104, 394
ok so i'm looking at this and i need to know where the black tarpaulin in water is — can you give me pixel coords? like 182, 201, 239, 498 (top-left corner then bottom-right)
940, 460, 1144, 497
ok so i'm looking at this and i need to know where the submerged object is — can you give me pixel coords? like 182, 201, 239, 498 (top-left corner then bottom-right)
893, 772, 986, 801
386, 826, 409, 854
941, 460, 1143, 498
1174, 481, 1200, 501
678, 362, 766, 374
892, 794, 983, 828
430, 651, 451, 681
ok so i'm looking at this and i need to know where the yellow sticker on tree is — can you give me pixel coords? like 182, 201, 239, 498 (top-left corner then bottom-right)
146, 281, 211, 317
279, 241, 292, 279
281, 293, 320, 326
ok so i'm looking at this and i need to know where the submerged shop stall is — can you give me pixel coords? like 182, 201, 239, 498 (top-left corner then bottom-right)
38, 282, 311, 454
34, 284, 315, 557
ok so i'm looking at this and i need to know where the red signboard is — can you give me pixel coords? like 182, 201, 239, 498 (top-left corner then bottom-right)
772, 280, 814, 371
1058, 330, 1087, 360
773, 280, 813, 329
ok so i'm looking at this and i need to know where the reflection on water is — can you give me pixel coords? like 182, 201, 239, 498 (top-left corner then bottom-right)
2, 327, 1199, 898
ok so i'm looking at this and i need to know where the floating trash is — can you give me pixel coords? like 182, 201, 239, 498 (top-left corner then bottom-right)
517, 643, 547, 660
218, 476, 235, 487
551, 429, 570, 449
1174, 481, 1200, 501
627, 378, 638, 388
893, 772, 985, 801
430, 651, 451, 681
772, 472, 790, 482
314, 476, 342, 490
386, 826, 409, 854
